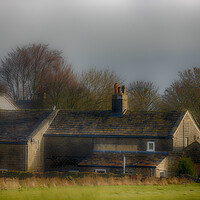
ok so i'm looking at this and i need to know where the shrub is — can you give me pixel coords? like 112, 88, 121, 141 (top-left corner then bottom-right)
176, 156, 197, 177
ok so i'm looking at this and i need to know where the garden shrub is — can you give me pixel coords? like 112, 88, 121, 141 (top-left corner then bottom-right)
176, 156, 197, 177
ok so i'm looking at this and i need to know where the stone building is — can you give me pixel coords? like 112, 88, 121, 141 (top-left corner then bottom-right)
0, 94, 19, 110
0, 110, 57, 171
44, 85, 200, 177
0, 84, 200, 177
184, 141, 200, 175
44, 110, 200, 177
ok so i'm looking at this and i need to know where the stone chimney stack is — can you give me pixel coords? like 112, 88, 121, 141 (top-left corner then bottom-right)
112, 83, 128, 114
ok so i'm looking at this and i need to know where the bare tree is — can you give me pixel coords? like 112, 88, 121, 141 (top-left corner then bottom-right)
80, 68, 123, 110
161, 67, 200, 119
1, 44, 62, 100
0, 79, 7, 94
128, 81, 160, 111
1, 48, 21, 99
42, 62, 78, 108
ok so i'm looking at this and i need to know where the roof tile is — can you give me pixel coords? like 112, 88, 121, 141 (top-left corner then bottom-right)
0, 110, 51, 142
46, 110, 184, 137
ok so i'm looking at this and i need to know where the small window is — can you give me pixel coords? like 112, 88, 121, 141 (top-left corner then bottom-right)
147, 142, 155, 151
194, 135, 197, 141
33, 139, 39, 152
95, 169, 107, 173
185, 137, 189, 147
160, 171, 165, 178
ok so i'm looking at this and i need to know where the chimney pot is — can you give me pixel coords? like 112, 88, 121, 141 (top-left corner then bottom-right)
112, 84, 128, 114
114, 83, 118, 94
122, 85, 126, 94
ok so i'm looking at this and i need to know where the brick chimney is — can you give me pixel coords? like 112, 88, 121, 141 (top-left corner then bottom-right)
112, 83, 128, 114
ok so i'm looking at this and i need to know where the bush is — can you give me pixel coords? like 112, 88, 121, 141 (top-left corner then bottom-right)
176, 156, 197, 177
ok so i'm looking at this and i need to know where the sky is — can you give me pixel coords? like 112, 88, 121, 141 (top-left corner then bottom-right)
1, 0, 200, 93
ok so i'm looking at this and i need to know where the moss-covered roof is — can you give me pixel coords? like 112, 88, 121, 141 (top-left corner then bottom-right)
184, 141, 200, 162
46, 110, 184, 137
0, 110, 51, 143
78, 152, 167, 167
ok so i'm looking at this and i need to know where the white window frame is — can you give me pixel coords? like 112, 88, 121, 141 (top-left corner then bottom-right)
147, 141, 155, 152
95, 169, 107, 173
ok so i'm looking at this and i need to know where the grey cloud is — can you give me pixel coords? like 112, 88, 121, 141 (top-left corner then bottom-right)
1, 0, 200, 93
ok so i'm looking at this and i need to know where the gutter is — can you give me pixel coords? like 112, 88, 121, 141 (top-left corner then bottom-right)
78, 164, 156, 168
0, 141, 27, 145
44, 134, 172, 139
94, 150, 169, 155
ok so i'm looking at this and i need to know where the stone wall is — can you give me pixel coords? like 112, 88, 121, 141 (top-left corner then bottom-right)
112, 93, 128, 113
44, 137, 93, 171
0, 143, 26, 171
44, 135, 172, 171
173, 112, 200, 152
27, 110, 58, 172
94, 137, 172, 152
156, 152, 181, 177
27, 134, 44, 172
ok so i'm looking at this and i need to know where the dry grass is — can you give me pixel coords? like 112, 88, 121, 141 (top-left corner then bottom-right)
0, 175, 194, 190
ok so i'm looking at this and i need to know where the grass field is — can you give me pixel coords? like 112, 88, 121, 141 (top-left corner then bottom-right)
0, 184, 200, 200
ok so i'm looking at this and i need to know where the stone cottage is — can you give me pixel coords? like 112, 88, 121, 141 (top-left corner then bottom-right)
0, 110, 57, 171
0, 84, 200, 177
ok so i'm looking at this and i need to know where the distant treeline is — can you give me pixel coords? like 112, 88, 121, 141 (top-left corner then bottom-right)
1, 43, 200, 121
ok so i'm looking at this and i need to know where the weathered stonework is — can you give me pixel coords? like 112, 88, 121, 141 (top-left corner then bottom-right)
112, 93, 128, 113
156, 153, 181, 177
1, 107, 200, 177
173, 111, 200, 152
94, 137, 172, 152
27, 110, 58, 172
44, 137, 93, 171
0, 144, 26, 171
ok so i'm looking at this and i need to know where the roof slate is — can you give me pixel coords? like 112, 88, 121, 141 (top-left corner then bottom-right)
0, 110, 51, 143
79, 152, 167, 167
45, 110, 184, 137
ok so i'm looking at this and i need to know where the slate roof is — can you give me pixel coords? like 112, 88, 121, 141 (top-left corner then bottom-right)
15, 100, 39, 109
45, 110, 184, 137
184, 141, 200, 162
78, 152, 167, 167
0, 110, 51, 143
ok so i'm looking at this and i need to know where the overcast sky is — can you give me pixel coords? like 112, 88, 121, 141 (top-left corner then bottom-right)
1, 0, 200, 93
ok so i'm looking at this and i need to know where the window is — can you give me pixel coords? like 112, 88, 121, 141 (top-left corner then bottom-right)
147, 142, 155, 151
95, 169, 107, 173
160, 171, 165, 178
33, 139, 39, 152
185, 137, 189, 147
194, 135, 197, 141
31, 138, 39, 152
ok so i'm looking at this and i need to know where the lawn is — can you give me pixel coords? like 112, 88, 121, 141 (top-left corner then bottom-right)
0, 184, 200, 200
